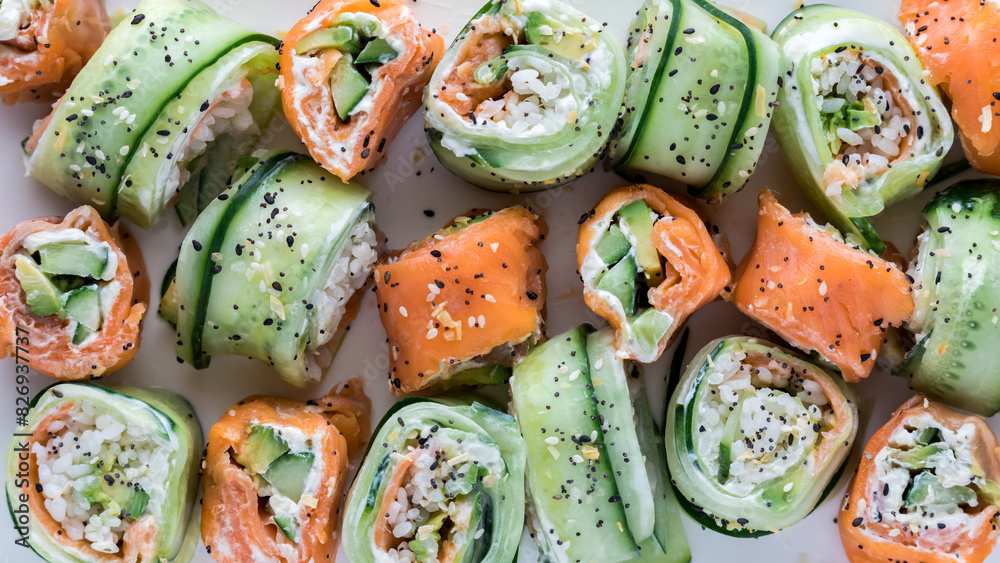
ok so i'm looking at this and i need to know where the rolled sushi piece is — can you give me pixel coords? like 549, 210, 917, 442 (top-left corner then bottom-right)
771, 5, 953, 251
665, 336, 859, 536
900, 1, 1000, 175
608, 0, 780, 202
0, 206, 148, 381
160, 151, 378, 387
899, 181, 1000, 416
577, 185, 730, 363
280, 0, 443, 182
732, 189, 913, 382
4, 382, 202, 562
422, 0, 626, 192
374, 207, 546, 394
839, 395, 1000, 563
511, 325, 690, 562
24, 0, 282, 229
343, 396, 526, 563
201, 379, 371, 563
0, 0, 109, 104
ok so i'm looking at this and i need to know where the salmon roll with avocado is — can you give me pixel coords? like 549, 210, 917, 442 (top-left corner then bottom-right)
0, 0, 109, 104
577, 185, 730, 363
201, 379, 371, 563
279, 0, 442, 182
732, 189, 913, 382
0, 206, 148, 381
839, 395, 1000, 563
4, 382, 202, 562
373, 207, 546, 394
423, 0, 626, 192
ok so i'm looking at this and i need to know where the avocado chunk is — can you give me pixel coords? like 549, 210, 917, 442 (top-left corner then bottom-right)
14, 255, 62, 317
891, 445, 942, 469
474, 56, 508, 85
273, 514, 299, 543
905, 471, 977, 506
263, 452, 315, 502
330, 55, 370, 121
595, 225, 631, 266
355, 38, 398, 64
441, 212, 493, 236
596, 254, 637, 316
915, 426, 941, 446
410, 511, 446, 561
72, 323, 94, 346
524, 11, 596, 60
294, 25, 361, 55
97, 473, 150, 518
630, 308, 674, 356
159, 278, 180, 326
618, 200, 663, 285
37, 243, 109, 279
61, 285, 101, 332
234, 426, 290, 474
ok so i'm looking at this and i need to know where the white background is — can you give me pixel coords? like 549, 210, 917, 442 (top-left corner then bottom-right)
2, 0, 995, 562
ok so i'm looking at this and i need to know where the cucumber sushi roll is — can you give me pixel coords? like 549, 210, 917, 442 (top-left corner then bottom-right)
422, 0, 626, 192
665, 336, 859, 536
900, 180, 1000, 416
4, 382, 202, 562
201, 379, 371, 563
770, 5, 953, 250
511, 325, 690, 562
608, 0, 781, 202
577, 185, 730, 363
0, 206, 148, 381
160, 151, 378, 387
343, 397, 526, 563
24, 0, 281, 229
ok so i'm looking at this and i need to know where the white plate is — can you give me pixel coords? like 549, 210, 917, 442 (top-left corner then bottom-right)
1, 0, 995, 562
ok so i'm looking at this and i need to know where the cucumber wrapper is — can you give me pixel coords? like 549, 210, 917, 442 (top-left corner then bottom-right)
665, 336, 858, 536
423, 0, 626, 192
899, 180, 1000, 416
343, 397, 526, 563
163, 151, 377, 387
511, 325, 690, 563
770, 5, 952, 250
609, 0, 780, 202
24, 0, 280, 229
5, 383, 202, 562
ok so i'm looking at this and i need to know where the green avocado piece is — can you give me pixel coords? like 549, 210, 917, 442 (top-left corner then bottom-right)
595, 225, 631, 266
263, 452, 315, 502
916, 426, 941, 446
37, 243, 108, 279
14, 255, 62, 317
524, 10, 595, 60
273, 514, 299, 542
618, 200, 663, 285
596, 254, 637, 316
294, 25, 361, 55
891, 445, 942, 469
905, 471, 977, 507
61, 285, 101, 332
330, 55, 370, 120
410, 511, 446, 562
99, 474, 150, 519
355, 38, 398, 64
630, 307, 674, 356
234, 426, 290, 475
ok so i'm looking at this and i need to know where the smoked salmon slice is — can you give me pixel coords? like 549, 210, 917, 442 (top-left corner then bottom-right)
0, 206, 148, 380
201, 379, 370, 563
732, 189, 913, 382
373, 207, 546, 394
0, 0, 108, 104
279, 0, 443, 181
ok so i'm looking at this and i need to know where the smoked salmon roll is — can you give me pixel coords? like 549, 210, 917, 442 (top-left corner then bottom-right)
665, 336, 859, 536
279, 0, 442, 182
577, 185, 730, 363
0, 0, 108, 104
373, 207, 546, 394
161, 151, 378, 387
771, 5, 953, 252
201, 379, 371, 563
24, 0, 282, 229
839, 395, 1000, 563
422, 0, 627, 192
5, 382, 202, 562
732, 189, 914, 382
0, 206, 148, 381
900, 1, 1000, 175
343, 396, 525, 563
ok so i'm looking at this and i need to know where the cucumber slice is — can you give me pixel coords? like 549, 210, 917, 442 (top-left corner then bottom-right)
630, 308, 674, 357
524, 10, 595, 59
273, 514, 299, 542
295, 25, 360, 55
330, 55, 370, 120
72, 323, 94, 346
905, 471, 976, 507
595, 225, 631, 266
263, 452, 315, 502
99, 475, 150, 518
37, 243, 108, 279
61, 285, 101, 331
618, 200, 663, 285
14, 255, 62, 317
355, 38, 398, 64
596, 254, 637, 316
234, 426, 289, 474
473, 57, 508, 84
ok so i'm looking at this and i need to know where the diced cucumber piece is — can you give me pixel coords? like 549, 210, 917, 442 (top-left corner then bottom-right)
330, 55, 370, 120
524, 11, 595, 59
410, 511, 446, 561
891, 445, 942, 469
474, 57, 508, 84
273, 514, 299, 542
37, 243, 108, 279
905, 471, 977, 506
72, 323, 94, 346
159, 278, 181, 326
61, 285, 101, 331
717, 394, 748, 483
263, 452, 315, 501
294, 25, 361, 55
618, 201, 663, 285
630, 308, 674, 356
916, 426, 941, 446
98, 473, 150, 518
355, 38, 398, 64
596, 254, 637, 315
14, 255, 62, 317
234, 426, 289, 475
595, 225, 631, 266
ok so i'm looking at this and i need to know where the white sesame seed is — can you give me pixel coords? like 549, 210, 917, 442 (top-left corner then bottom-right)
119, 146, 129, 156
484, 294, 496, 303
468, 316, 476, 328
544, 436, 559, 445
490, 242, 499, 253
594, 358, 604, 370
568, 370, 580, 382
399, 307, 408, 318
819, 281, 827, 296
572, 455, 584, 463
426, 328, 438, 339
300, 243, 309, 258
477, 315, 486, 327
